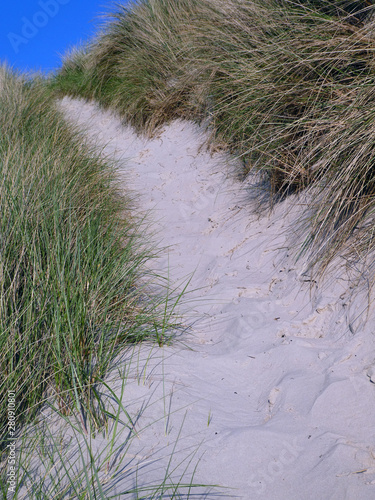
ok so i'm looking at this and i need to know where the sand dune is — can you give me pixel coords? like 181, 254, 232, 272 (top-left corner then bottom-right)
60, 96, 375, 499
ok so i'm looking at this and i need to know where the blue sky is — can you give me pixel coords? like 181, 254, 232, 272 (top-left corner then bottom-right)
1, 0, 130, 75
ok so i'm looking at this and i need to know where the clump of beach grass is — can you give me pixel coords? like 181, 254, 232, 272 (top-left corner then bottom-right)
51, 0, 375, 280
0, 64, 208, 497
0, 64, 177, 446
50, 0, 212, 133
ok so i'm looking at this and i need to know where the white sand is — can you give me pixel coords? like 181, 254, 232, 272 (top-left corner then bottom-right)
59, 97, 375, 499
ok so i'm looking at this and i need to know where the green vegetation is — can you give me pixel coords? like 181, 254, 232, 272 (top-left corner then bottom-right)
52, 0, 375, 275
0, 65, 150, 433
0, 66, 203, 498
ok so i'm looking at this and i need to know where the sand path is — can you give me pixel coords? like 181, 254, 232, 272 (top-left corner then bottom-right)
60, 97, 375, 499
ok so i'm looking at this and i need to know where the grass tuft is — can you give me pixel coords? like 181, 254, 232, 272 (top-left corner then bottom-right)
51, 0, 375, 279
0, 64, 177, 445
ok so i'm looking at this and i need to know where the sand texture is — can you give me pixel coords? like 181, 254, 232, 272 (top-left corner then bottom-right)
59, 97, 375, 499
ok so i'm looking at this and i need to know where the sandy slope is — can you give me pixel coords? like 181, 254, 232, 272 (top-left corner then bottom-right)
60, 97, 375, 499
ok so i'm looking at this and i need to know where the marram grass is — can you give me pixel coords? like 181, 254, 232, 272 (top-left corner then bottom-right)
52, 0, 375, 279
0, 65, 207, 498
0, 65, 174, 445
